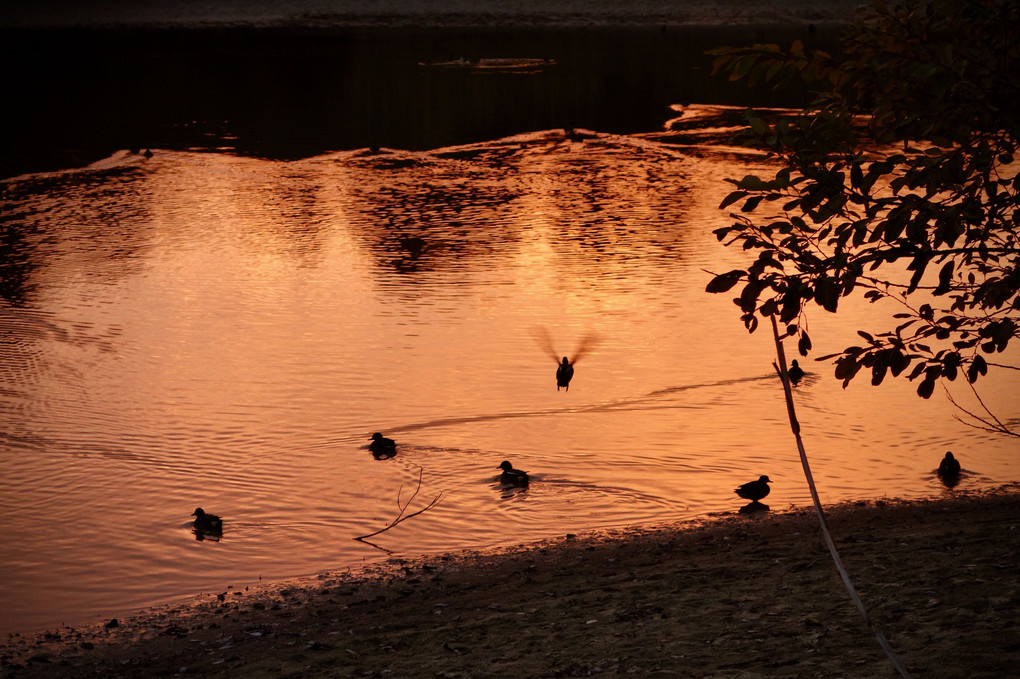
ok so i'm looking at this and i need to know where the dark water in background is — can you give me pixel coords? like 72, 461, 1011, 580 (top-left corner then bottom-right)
2, 23, 834, 179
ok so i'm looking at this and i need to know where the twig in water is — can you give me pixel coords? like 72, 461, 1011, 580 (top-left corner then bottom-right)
354, 466, 444, 547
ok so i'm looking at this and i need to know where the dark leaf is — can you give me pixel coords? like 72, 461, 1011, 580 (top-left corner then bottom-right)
906, 255, 928, 294
834, 355, 855, 381
933, 260, 954, 296
705, 270, 745, 294
907, 362, 927, 380
780, 289, 802, 323
813, 277, 839, 313
967, 355, 988, 383
917, 376, 936, 399
737, 175, 768, 190
850, 163, 864, 189
719, 190, 749, 210
738, 281, 762, 313
889, 350, 910, 377
872, 358, 888, 386
741, 195, 764, 213
797, 332, 812, 356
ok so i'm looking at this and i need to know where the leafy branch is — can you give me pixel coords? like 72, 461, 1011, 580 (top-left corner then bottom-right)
705, 0, 1019, 421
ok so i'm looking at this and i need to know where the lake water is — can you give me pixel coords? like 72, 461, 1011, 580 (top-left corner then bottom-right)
1, 20, 1018, 637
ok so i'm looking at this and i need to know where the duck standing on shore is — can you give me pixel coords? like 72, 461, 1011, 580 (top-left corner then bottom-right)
498, 460, 529, 486
735, 475, 772, 503
369, 432, 397, 459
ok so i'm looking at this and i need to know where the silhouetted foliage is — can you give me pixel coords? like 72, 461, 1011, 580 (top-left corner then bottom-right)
706, 0, 1019, 425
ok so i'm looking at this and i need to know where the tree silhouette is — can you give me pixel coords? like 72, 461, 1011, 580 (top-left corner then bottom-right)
706, 0, 1019, 434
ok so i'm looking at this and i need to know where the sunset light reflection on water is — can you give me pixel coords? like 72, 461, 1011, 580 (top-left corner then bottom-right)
1, 126, 1017, 635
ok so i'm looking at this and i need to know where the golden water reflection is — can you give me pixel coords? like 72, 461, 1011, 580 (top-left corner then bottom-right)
1, 126, 1017, 635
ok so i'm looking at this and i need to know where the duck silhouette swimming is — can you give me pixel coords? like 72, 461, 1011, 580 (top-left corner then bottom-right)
498, 460, 529, 486
788, 360, 805, 385
735, 475, 772, 502
369, 432, 397, 459
937, 451, 961, 486
191, 508, 223, 532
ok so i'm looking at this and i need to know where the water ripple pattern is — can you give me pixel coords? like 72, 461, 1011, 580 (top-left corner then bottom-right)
1, 125, 1017, 635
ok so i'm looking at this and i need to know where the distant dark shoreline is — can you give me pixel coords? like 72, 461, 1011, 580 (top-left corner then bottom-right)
1, 0, 863, 31
2, 22, 841, 179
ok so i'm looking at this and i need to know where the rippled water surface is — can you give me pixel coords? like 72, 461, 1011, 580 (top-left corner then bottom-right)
2, 124, 1018, 635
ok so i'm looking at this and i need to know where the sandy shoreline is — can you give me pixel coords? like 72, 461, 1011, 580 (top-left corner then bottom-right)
4, 487, 1018, 678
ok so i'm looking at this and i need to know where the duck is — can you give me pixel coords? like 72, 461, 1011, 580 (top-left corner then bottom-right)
556, 357, 574, 391
788, 360, 805, 385
498, 460, 529, 486
734, 475, 771, 502
191, 508, 223, 532
938, 451, 961, 479
530, 328, 599, 392
369, 432, 397, 459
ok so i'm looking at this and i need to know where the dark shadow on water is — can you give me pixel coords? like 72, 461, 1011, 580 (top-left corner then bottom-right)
495, 482, 530, 500
354, 537, 393, 554
738, 501, 770, 514
0, 226, 37, 306
1, 24, 841, 178
937, 470, 963, 489
193, 526, 223, 541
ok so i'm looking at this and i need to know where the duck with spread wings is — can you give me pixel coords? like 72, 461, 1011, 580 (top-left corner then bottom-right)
530, 327, 600, 391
